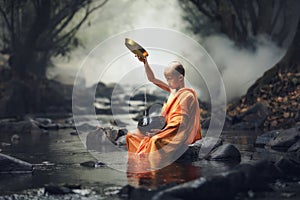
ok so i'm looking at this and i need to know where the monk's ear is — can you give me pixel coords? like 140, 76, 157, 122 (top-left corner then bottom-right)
178, 74, 184, 81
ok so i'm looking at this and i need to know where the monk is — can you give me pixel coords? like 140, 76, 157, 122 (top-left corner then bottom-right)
126, 56, 201, 168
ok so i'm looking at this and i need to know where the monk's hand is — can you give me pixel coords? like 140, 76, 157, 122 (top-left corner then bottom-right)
135, 55, 146, 64
145, 129, 160, 137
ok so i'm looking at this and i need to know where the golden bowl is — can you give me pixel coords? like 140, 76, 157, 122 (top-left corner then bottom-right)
125, 38, 148, 58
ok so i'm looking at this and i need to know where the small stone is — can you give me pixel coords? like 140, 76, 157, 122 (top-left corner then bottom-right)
11, 134, 20, 144
70, 131, 79, 135
283, 112, 290, 118
248, 190, 255, 198
1, 142, 11, 147
80, 160, 105, 168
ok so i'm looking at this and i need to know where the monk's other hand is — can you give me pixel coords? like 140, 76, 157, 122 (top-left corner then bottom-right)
135, 55, 146, 63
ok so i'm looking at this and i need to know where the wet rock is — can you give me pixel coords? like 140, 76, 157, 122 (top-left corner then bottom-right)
70, 131, 79, 136
200, 118, 210, 129
267, 127, 299, 150
44, 184, 81, 195
205, 143, 241, 161
198, 137, 223, 159
76, 122, 95, 131
251, 160, 283, 182
95, 107, 113, 115
80, 160, 105, 168
86, 129, 118, 152
288, 140, 300, 152
0, 153, 33, 173
1, 142, 11, 147
64, 117, 74, 125
118, 184, 155, 200
10, 134, 20, 144
178, 137, 223, 162
104, 186, 123, 196
235, 160, 283, 192
32, 117, 70, 130
94, 81, 114, 99
234, 163, 261, 191
34, 117, 52, 126
152, 176, 234, 200
255, 129, 281, 147
36, 123, 59, 130
110, 119, 128, 127
177, 140, 202, 162
275, 157, 300, 176
105, 128, 127, 144
221, 170, 245, 195
116, 135, 127, 147
0, 119, 38, 134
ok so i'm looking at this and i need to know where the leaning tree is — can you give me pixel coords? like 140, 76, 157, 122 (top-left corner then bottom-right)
0, 0, 108, 79
0, 0, 108, 116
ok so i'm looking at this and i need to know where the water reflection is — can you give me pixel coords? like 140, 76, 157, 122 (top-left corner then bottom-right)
127, 161, 201, 189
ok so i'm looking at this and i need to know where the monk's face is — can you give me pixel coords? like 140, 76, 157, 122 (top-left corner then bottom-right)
164, 67, 183, 90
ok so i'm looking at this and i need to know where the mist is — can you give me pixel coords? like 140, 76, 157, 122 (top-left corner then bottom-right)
200, 35, 285, 101
48, 0, 286, 102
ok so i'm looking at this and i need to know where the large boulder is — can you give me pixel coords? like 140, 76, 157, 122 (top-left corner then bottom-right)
205, 143, 241, 161
0, 153, 33, 173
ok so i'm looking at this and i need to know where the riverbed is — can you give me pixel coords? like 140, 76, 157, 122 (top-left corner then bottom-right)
0, 116, 299, 199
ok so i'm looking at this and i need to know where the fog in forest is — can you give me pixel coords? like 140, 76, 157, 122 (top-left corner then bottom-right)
49, 0, 286, 101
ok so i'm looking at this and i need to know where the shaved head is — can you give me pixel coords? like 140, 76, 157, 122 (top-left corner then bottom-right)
166, 61, 185, 77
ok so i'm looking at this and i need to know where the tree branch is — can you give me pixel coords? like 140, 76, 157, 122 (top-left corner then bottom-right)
0, 4, 12, 33
52, 0, 108, 48
230, 0, 248, 37
190, 0, 216, 21
246, 0, 258, 36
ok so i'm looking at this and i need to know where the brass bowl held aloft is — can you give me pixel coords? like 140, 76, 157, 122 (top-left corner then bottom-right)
125, 38, 149, 58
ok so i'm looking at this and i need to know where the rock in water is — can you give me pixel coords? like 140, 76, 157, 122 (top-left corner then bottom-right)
206, 144, 241, 161
267, 127, 299, 150
255, 130, 281, 147
288, 140, 300, 152
0, 153, 33, 173
80, 160, 105, 168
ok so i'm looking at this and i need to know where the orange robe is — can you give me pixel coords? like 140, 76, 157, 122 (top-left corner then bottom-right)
126, 88, 201, 166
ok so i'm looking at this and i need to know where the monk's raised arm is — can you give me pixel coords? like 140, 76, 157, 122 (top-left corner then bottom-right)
138, 56, 170, 92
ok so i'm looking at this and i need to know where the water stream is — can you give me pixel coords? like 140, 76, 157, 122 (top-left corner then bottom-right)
0, 117, 277, 197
